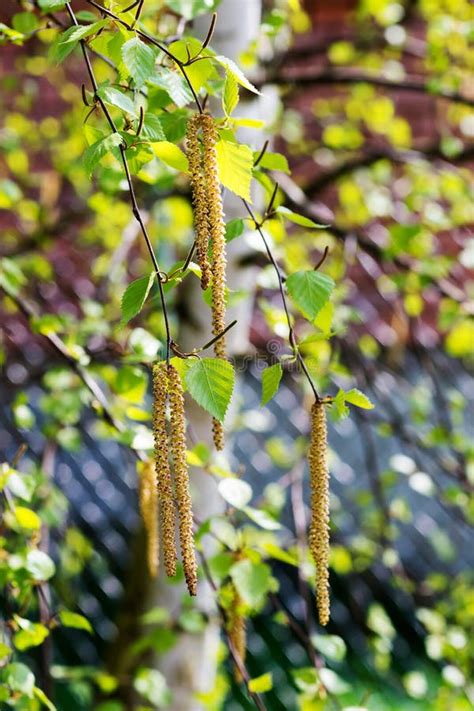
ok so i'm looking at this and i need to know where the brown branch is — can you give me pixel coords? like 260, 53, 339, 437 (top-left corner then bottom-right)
258, 67, 474, 107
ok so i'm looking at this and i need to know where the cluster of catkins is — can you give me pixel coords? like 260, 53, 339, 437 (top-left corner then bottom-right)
308, 401, 331, 626
186, 113, 227, 451
149, 362, 197, 596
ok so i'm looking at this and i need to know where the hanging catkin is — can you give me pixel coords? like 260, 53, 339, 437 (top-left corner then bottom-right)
186, 114, 211, 290
201, 113, 228, 451
227, 585, 246, 683
138, 460, 159, 578
167, 363, 198, 596
152, 363, 177, 578
308, 401, 331, 626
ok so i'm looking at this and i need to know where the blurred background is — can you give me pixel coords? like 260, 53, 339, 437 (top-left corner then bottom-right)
0, 0, 473, 710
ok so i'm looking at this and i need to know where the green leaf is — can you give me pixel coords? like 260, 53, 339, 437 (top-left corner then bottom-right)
185, 358, 235, 422
333, 389, 349, 419
0, 643, 11, 661
26, 550, 56, 581
165, 0, 219, 20
254, 151, 289, 173
133, 668, 171, 707
122, 37, 156, 88
311, 634, 347, 661
243, 506, 281, 530
230, 559, 272, 608
286, 270, 335, 320
276, 206, 328, 228
59, 611, 93, 634
83, 132, 123, 176
120, 272, 155, 325
12, 13, 39, 34
225, 218, 245, 242
61, 20, 107, 45
223, 71, 239, 116
0, 258, 26, 296
5, 662, 35, 696
151, 68, 193, 107
216, 140, 254, 200
38, 0, 66, 10
48, 26, 80, 64
96, 86, 137, 116
13, 621, 49, 651
151, 141, 189, 171
141, 114, 165, 142
169, 38, 215, 92
318, 668, 351, 695
218, 478, 252, 509
344, 388, 374, 410
14, 506, 41, 530
215, 55, 261, 94
261, 363, 283, 406
248, 673, 273, 693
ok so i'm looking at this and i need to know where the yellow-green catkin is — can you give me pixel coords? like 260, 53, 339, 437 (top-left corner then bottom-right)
167, 363, 198, 596
227, 585, 246, 683
308, 401, 330, 626
138, 460, 159, 578
186, 115, 211, 290
152, 363, 177, 578
201, 113, 227, 451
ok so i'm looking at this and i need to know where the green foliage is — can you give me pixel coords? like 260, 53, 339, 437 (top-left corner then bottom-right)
261, 363, 283, 405
185, 358, 235, 422
286, 270, 335, 320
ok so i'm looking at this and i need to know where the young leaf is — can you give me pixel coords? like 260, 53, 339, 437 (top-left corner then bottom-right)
223, 71, 239, 116
38, 0, 66, 10
344, 388, 374, 410
225, 218, 245, 242
216, 140, 253, 201
249, 673, 273, 693
169, 38, 215, 92
122, 37, 156, 88
96, 86, 137, 116
254, 151, 290, 173
333, 389, 349, 419
261, 363, 283, 406
218, 478, 252, 509
83, 132, 123, 176
277, 206, 328, 228
141, 114, 166, 142
185, 358, 235, 422
215, 55, 261, 94
60, 20, 107, 45
59, 611, 93, 634
230, 559, 272, 608
120, 272, 155, 326
286, 271, 335, 320
151, 68, 193, 107
151, 141, 189, 171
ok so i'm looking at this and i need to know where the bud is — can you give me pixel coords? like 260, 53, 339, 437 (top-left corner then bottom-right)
308, 401, 330, 626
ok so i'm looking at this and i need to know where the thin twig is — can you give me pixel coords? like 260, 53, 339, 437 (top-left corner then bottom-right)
242, 199, 321, 402
65, 2, 173, 362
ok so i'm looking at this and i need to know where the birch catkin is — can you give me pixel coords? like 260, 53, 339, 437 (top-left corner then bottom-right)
167, 364, 198, 596
308, 401, 331, 626
152, 363, 177, 578
227, 585, 246, 683
186, 115, 211, 290
201, 113, 228, 451
138, 460, 159, 578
